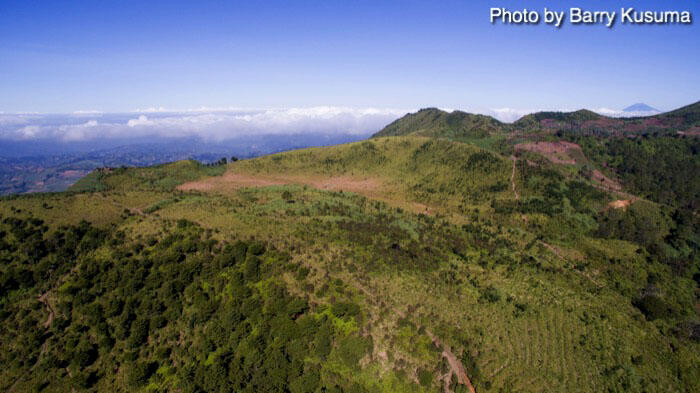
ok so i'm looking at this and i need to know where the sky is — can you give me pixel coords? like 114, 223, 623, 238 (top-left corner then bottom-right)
0, 0, 698, 127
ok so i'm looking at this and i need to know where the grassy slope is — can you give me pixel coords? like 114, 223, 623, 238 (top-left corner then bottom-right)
222, 137, 512, 214
1, 137, 698, 393
373, 109, 505, 139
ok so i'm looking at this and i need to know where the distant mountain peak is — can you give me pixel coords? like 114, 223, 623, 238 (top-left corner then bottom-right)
623, 103, 660, 113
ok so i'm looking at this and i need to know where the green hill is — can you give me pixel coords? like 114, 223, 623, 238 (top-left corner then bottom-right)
1, 134, 698, 393
373, 108, 505, 139
655, 100, 700, 126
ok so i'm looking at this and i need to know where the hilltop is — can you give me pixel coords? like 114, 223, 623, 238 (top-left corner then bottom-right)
0, 111, 698, 392
373, 109, 504, 140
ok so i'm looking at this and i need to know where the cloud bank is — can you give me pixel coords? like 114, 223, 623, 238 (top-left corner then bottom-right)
0, 105, 665, 142
0, 107, 408, 142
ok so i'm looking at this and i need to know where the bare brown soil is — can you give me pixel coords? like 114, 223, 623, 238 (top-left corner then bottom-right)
426, 331, 476, 393
177, 171, 441, 214
608, 199, 632, 210
307, 176, 383, 194
38, 293, 55, 328
178, 172, 288, 191
514, 141, 582, 165
178, 171, 382, 195
678, 127, 700, 136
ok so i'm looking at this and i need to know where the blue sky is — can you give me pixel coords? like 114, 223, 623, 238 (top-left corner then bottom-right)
1, 0, 698, 114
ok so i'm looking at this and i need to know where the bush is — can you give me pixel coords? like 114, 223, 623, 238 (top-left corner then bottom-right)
127, 361, 157, 387
331, 301, 361, 320
481, 286, 501, 303
417, 367, 433, 388
633, 295, 675, 321
72, 339, 98, 368
244, 255, 260, 282
337, 335, 372, 367
247, 242, 265, 256
128, 318, 149, 348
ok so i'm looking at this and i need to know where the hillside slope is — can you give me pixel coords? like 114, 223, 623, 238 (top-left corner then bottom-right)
373, 109, 504, 139
1, 136, 698, 393
373, 103, 700, 210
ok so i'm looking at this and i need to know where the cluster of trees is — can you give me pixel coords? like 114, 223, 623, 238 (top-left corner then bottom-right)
203, 156, 239, 167
573, 136, 699, 210
0, 215, 370, 392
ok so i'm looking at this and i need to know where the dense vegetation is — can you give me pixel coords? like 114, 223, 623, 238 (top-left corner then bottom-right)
373, 109, 504, 139
0, 216, 374, 392
1, 102, 699, 392
571, 135, 700, 210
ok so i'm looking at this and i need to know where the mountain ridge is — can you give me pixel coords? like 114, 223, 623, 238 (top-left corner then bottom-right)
373, 101, 700, 138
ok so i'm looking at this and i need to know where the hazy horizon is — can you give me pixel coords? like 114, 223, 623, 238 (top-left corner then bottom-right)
0, 102, 683, 144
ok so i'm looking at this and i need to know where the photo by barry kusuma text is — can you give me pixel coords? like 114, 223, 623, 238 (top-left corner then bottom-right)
490, 7, 693, 28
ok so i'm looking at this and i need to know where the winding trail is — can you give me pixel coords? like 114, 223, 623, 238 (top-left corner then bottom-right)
510, 156, 519, 200
426, 330, 477, 393
38, 293, 55, 328
349, 281, 476, 393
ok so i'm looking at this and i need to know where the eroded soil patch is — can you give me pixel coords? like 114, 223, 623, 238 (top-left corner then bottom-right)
178, 170, 442, 215
515, 141, 583, 165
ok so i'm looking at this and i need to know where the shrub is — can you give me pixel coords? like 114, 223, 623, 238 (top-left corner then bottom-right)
417, 367, 433, 388
127, 361, 157, 387
331, 301, 361, 320
128, 318, 149, 348
244, 255, 260, 282
481, 286, 501, 303
633, 295, 675, 321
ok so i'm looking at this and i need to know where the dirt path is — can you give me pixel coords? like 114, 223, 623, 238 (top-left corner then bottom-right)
348, 281, 476, 393
38, 292, 54, 328
426, 330, 477, 393
510, 156, 519, 200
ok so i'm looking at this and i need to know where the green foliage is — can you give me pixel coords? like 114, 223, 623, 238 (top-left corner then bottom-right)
0, 216, 372, 392
575, 136, 699, 210
2, 119, 700, 392
373, 108, 503, 139
633, 294, 676, 321
481, 286, 502, 303
69, 160, 226, 192
417, 367, 433, 388
127, 361, 157, 387
595, 201, 670, 248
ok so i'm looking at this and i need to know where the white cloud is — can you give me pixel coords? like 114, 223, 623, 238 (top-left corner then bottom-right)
1, 104, 671, 142
487, 108, 540, 123
71, 110, 104, 118
127, 115, 153, 127
0, 107, 407, 141
17, 125, 41, 139
594, 107, 661, 118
